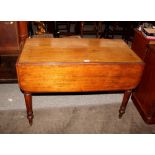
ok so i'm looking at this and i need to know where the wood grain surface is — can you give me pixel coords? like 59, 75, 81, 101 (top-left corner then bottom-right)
19, 38, 142, 63
17, 38, 144, 93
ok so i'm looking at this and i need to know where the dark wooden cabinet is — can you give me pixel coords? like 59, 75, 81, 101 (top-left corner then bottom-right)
0, 21, 28, 55
131, 29, 155, 60
0, 21, 28, 82
131, 29, 155, 124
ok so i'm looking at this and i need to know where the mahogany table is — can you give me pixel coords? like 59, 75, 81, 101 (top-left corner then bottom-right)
16, 38, 144, 125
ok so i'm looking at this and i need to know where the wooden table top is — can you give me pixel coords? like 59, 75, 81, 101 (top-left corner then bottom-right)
18, 38, 143, 64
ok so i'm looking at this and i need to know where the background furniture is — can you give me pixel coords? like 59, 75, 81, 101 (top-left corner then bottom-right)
55, 21, 70, 37
80, 21, 102, 38
52, 21, 80, 38
100, 22, 139, 43
131, 29, 155, 60
0, 21, 28, 82
131, 29, 155, 124
0, 21, 28, 55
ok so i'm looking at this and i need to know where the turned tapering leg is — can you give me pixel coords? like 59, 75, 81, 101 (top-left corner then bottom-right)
24, 92, 34, 125
119, 90, 132, 118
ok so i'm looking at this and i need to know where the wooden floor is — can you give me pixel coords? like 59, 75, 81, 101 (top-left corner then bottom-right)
0, 56, 18, 83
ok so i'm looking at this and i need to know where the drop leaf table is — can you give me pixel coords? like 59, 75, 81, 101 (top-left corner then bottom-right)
16, 38, 144, 125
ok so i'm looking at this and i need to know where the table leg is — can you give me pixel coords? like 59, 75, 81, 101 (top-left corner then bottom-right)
24, 92, 34, 125
119, 90, 132, 118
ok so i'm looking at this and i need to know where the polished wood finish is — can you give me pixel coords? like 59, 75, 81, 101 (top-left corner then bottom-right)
132, 45, 155, 124
0, 21, 20, 55
0, 21, 28, 82
18, 38, 143, 63
119, 90, 132, 118
131, 29, 155, 124
24, 93, 33, 125
0, 56, 18, 83
131, 29, 155, 60
17, 63, 143, 93
0, 21, 28, 55
16, 38, 144, 125
18, 21, 28, 41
